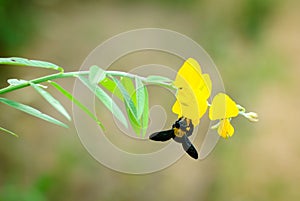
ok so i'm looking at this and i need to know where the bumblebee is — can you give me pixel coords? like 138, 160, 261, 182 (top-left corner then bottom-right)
149, 117, 198, 159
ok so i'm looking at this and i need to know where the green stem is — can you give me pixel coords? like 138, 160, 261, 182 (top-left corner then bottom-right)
0, 70, 174, 95
0, 71, 86, 95
107, 71, 146, 81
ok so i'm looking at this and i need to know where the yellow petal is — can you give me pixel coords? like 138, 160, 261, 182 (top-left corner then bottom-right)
202, 74, 212, 98
173, 58, 203, 89
218, 119, 234, 138
195, 91, 209, 118
179, 57, 202, 75
172, 58, 211, 125
172, 100, 200, 125
209, 93, 239, 120
172, 85, 205, 125
172, 100, 182, 117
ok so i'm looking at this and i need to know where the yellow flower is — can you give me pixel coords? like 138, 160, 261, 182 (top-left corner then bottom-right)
209, 93, 239, 138
217, 118, 234, 138
172, 58, 212, 125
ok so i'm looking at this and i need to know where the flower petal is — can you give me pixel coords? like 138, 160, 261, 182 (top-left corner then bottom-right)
172, 99, 201, 125
172, 100, 182, 116
217, 119, 234, 138
209, 93, 239, 120
201, 74, 212, 99
172, 58, 211, 125
173, 58, 203, 89
195, 91, 209, 118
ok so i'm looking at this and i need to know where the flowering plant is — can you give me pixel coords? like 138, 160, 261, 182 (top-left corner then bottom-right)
0, 57, 257, 138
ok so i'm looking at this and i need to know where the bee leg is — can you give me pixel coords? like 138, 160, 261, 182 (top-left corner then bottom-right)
181, 135, 198, 159
149, 130, 175, 142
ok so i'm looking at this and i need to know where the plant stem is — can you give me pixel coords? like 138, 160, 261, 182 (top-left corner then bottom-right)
0, 71, 86, 95
0, 70, 174, 95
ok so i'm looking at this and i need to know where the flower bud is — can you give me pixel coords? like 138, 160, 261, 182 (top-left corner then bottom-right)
245, 112, 259, 122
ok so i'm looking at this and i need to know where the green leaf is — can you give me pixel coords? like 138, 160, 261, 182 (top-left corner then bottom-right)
89, 65, 106, 84
141, 87, 149, 137
100, 77, 136, 103
0, 126, 18, 137
125, 105, 141, 136
110, 77, 138, 121
135, 77, 145, 119
30, 82, 71, 121
100, 77, 123, 100
145, 75, 173, 84
0, 57, 63, 72
50, 81, 105, 129
126, 86, 149, 137
120, 77, 136, 104
79, 76, 128, 128
0, 97, 68, 128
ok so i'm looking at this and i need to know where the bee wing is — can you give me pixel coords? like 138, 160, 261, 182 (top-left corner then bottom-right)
149, 130, 174, 141
181, 135, 198, 159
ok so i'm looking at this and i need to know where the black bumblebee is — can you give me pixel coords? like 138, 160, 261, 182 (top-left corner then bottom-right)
149, 117, 198, 159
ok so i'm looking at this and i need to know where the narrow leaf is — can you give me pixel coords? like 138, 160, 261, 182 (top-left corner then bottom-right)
0, 126, 18, 137
30, 82, 71, 121
89, 65, 106, 84
125, 105, 141, 136
79, 76, 128, 128
141, 87, 149, 137
0, 57, 63, 72
110, 76, 138, 121
135, 77, 145, 119
0, 97, 68, 128
50, 81, 104, 129
120, 77, 136, 104
145, 75, 173, 84
100, 77, 123, 100
126, 86, 149, 137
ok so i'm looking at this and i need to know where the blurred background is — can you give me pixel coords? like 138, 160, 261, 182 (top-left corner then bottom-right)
0, 0, 300, 200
